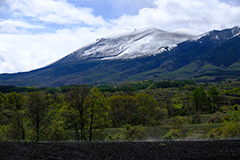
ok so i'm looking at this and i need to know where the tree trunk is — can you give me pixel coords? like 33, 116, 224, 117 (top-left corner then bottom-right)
80, 111, 86, 141
21, 125, 25, 141
89, 112, 94, 141
36, 127, 39, 142
36, 114, 40, 142
75, 123, 80, 141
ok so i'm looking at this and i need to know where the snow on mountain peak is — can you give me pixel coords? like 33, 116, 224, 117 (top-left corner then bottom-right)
58, 27, 194, 64
105, 27, 163, 39
190, 26, 240, 42
190, 32, 209, 42
232, 26, 240, 37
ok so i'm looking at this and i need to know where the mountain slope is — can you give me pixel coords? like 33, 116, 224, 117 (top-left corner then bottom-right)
54, 27, 193, 65
0, 26, 239, 87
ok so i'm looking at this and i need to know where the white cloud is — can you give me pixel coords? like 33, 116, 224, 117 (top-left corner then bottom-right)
0, 19, 45, 33
0, 27, 113, 73
8, 0, 107, 26
111, 0, 240, 33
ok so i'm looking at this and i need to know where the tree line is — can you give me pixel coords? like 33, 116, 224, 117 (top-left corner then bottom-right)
0, 80, 226, 142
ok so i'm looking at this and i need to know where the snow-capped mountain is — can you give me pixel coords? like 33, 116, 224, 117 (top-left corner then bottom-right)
0, 26, 239, 87
152, 26, 240, 68
56, 27, 193, 64
190, 26, 240, 42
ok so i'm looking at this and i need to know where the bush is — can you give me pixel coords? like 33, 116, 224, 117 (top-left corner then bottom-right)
163, 117, 192, 140
106, 124, 145, 141
209, 122, 240, 139
207, 112, 224, 123
223, 111, 240, 122
0, 125, 8, 141
189, 113, 201, 124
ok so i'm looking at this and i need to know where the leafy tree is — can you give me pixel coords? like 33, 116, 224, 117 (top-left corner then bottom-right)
59, 105, 79, 140
162, 90, 175, 117
0, 92, 8, 140
25, 92, 51, 142
108, 95, 139, 127
45, 94, 70, 141
171, 96, 188, 116
86, 87, 111, 141
65, 85, 90, 141
0, 92, 7, 124
4, 92, 26, 141
46, 119, 69, 141
136, 93, 158, 125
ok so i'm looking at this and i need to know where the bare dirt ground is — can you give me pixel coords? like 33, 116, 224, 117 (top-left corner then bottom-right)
0, 140, 240, 160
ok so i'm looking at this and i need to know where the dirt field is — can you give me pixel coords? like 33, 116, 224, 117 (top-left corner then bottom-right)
0, 140, 240, 160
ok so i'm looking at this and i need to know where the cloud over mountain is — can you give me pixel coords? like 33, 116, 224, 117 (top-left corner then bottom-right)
0, 0, 240, 73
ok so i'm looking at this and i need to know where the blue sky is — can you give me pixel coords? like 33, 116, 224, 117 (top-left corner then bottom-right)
0, 0, 240, 73
67, 0, 155, 19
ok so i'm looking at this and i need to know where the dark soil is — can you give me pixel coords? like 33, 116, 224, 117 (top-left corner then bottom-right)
0, 140, 240, 160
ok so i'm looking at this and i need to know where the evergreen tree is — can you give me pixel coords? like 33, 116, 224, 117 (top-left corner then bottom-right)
191, 86, 207, 112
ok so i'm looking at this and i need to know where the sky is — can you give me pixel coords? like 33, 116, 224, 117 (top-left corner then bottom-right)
0, 0, 240, 73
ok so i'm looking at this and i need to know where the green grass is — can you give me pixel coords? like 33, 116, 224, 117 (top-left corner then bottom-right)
188, 123, 225, 130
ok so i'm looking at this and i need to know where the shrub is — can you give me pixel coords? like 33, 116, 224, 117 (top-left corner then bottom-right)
209, 122, 240, 139
207, 112, 224, 123
106, 124, 145, 141
163, 117, 192, 140
189, 113, 201, 124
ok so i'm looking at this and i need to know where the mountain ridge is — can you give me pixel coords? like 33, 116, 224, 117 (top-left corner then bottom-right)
54, 27, 193, 65
0, 26, 239, 87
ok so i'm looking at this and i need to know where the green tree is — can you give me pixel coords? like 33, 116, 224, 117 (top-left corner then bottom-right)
86, 87, 111, 141
163, 90, 175, 117
5, 92, 26, 141
207, 87, 221, 113
46, 119, 69, 141
171, 96, 188, 116
191, 86, 207, 112
59, 105, 79, 140
46, 94, 70, 141
25, 92, 51, 142
0, 92, 7, 124
65, 85, 90, 141
0, 92, 8, 140
108, 95, 139, 127
136, 93, 158, 125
